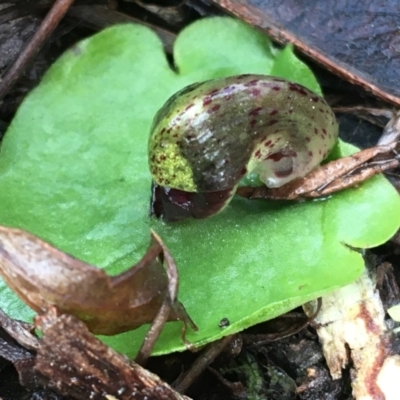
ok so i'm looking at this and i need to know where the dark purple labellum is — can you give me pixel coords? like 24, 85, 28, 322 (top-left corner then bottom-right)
150, 183, 234, 222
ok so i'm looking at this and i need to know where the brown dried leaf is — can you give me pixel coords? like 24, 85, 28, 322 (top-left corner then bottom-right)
0, 225, 194, 336
237, 141, 400, 201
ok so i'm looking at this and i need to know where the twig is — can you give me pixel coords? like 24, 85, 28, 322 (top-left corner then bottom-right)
174, 335, 234, 393
135, 230, 179, 366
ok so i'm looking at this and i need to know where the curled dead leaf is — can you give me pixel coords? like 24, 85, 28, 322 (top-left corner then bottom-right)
0, 225, 196, 337
238, 112, 400, 201
237, 141, 400, 201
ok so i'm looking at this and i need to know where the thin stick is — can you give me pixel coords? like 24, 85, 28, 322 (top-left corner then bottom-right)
134, 230, 179, 365
174, 335, 234, 393
0, 0, 76, 102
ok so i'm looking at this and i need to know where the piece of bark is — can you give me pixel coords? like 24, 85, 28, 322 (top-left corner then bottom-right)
304, 269, 400, 400
0, 8, 41, 70
0, 307, 38, 351
34, 308, 191, 400
0, 324, 38, 389
0, 308, 67, 397
212, 0, 400, 107
0, 0, 77, 102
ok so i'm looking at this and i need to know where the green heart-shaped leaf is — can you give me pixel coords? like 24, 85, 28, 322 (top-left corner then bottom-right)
0, 18, 399, 357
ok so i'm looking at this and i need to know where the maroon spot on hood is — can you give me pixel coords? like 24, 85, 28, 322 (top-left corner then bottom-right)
209, 104, 221, 113
248, 107, 263, 116
203, 97, 212, 106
